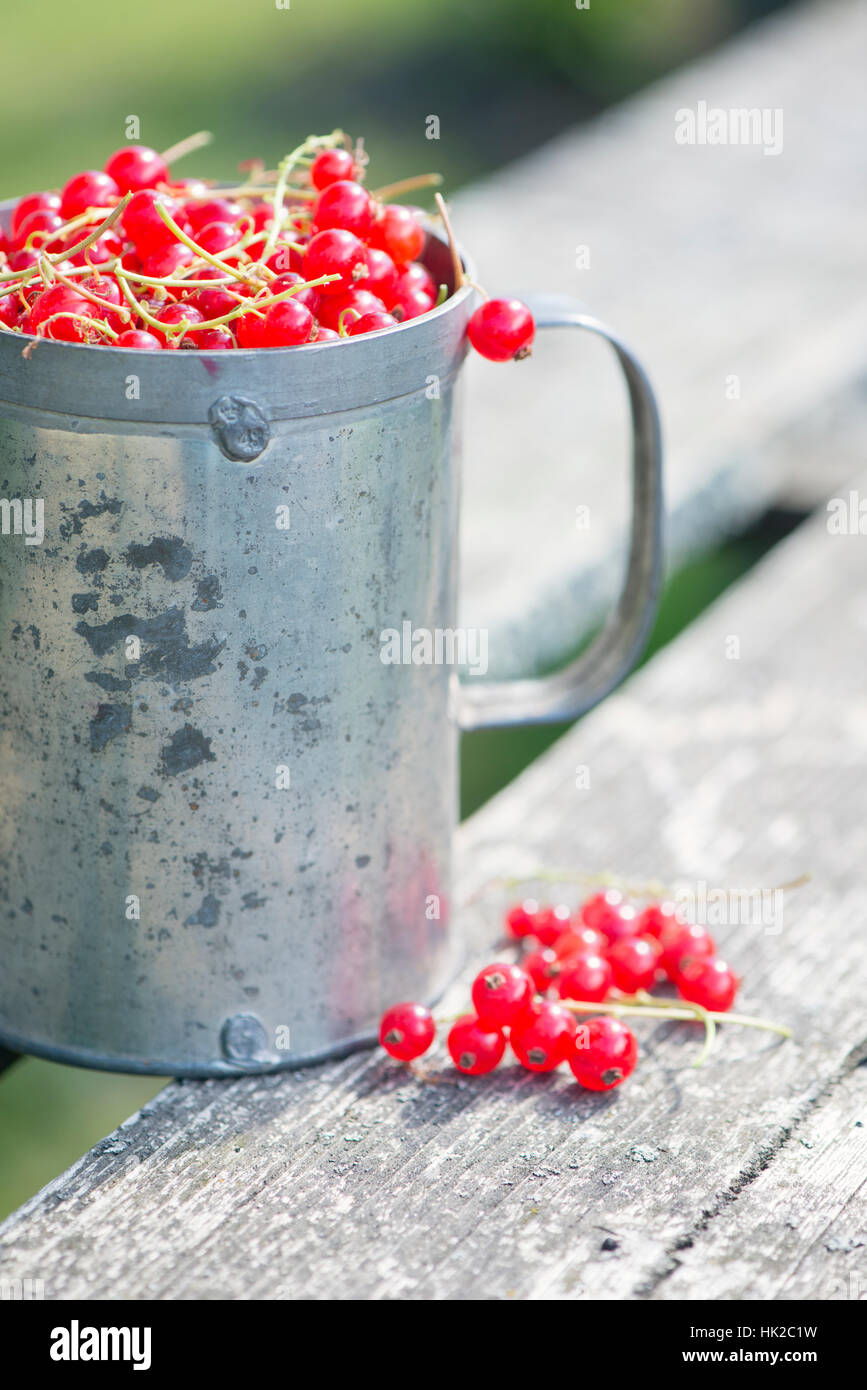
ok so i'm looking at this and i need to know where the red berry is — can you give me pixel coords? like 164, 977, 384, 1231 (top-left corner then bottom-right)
447, 1014, 505, 1075
261, 297, 315, 346
312, 287, 384, 331
395, 261, 436, 300
0, 294, 18, 329
569, 1017, 638, 1092
390, 283, 434, 322
511, 1000, 577, 1072
606, 936, 661, 993
185, 198, 242, 233
269, 272, 320, 315
304, 228, 368, 295
79, 274, 125, 332
467, 298, 534, 362
120, 189, 182, 256
531, 903, 572, 947
638, 901, 682, 939
60, 170, 120, 220
364, 246, 398, 304
553, 924, 606, 959
142, 242, 195, 279
196, 221, 244, 257
658, 921, 716, 980
266, 241, 307, 275
310, 147, 356, 190
185, 274, 243, 321
66, 230, 123, 267
235, 311, 267, 349
471, 962, 534, 1029
521, 947, 561, 993
556, 953, 614, 1004
347, 310, 398, 336
505, 900, 539, 940
31, 284, 90, 333
313, 326, 340, 342
151, 301, 204, 347
186, 326, 235, 350
379, 1002, 435, 1061
676, 957, 739, 1013
10, 193, 61, 240
581, 890, 640, 944
104, 145, 169, 194
370, 204, 425, 266
313, 180, 374, 238
12, 209, 64, 252
115, 329, 163, 350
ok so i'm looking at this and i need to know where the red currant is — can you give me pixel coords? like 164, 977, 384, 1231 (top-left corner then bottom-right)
370, 204, 425, 266
60, 170, 120, 220
115, 329, 162, 350
676, 957, 739, 1013
521, 947, 561, 993
304, 228, 367, 295
142, 242, 195, 279
310, 147, 356, 190
0, 294, 19, 329
261, 297, 316, 347
390, 283, 434, 321
10, 193, 61, 240
531, 903, 572, 947
467, 298, 534, 362
581, 890, 640, 944
235, 312, 268, 349
347, 310, 399, 336
316, 288, 384, 332
185, 198, 242, 233
569, 1017, 638, 1091
120, 189, 182, 256
30, 284, 90, 334
186, 326, 235, 350
151, 301, 204, 347
12, 209, 64, 252
379, 1002, 435, 1061
104, 145, 169, 194
471, 962, 534, 1029
505, 899, 540, 940
313, 180, 375, 239
447, 1014, 506, 1075
364, 247, 399, 304
553, 924, 606, 959
556, 952, 614, 1004
658, 921, 716, 980
637, 900, 682, 939
185, 274, 244, 321
510, 1001, 577, 1072
606, 936, 662, 993
196, 221, 244, 257
313, 325, 340, 342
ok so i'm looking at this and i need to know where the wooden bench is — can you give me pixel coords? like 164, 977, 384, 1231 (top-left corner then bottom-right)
1, 0, 866, 1300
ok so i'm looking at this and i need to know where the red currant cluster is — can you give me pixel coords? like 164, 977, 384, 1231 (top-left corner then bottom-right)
378, 887, 777, 1095
0, 131, 534, 360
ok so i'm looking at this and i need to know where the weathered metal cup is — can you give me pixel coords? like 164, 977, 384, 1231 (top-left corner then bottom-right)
0, 222, 662, 1075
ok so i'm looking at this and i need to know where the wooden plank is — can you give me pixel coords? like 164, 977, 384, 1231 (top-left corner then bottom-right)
649, 1061, 867, 1302
456, 0, 867, 678
1, 476, 866, 1299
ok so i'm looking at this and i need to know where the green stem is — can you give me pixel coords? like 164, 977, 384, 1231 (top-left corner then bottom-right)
160, 131, 213, 165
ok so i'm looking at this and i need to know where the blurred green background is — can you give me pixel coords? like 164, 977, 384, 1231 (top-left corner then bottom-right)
0, 0, 794, 1222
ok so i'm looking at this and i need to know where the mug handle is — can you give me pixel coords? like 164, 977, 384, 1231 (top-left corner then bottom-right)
457, 295, 664, 731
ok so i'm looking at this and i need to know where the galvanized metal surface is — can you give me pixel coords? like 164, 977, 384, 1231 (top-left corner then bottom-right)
0, 225, 661, 1075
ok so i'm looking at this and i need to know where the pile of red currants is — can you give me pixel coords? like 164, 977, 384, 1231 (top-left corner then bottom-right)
379, 888, 788, 1094
0, 131, 534, 359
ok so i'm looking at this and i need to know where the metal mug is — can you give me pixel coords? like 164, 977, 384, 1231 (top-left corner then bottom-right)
0, 220, 662, 1075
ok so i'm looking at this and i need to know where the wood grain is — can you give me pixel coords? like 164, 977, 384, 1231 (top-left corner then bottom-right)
1, 479, 865, 1299
456, 0, 867, 679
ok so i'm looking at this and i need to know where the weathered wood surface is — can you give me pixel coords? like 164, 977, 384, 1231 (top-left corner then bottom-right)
457, 0, 867, 678
1, 479, 866, 1300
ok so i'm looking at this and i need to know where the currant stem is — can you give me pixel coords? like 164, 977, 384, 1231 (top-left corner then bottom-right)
159, 131, 213, 165
434, 192, 464, 291
261, 130, 344, 262
373, 172, 443, 201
